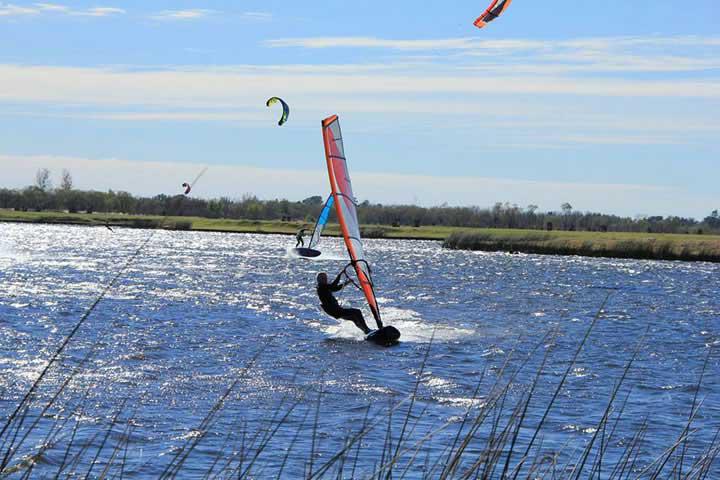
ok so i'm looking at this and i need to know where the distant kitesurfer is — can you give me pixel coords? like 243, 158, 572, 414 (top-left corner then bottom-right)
316, 271, 371, 334
295, 228, 306, 248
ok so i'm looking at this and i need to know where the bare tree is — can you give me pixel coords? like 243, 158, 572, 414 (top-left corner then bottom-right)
560, 203, 574, 230
60, 169, 73, 191
35, 168, 52, 192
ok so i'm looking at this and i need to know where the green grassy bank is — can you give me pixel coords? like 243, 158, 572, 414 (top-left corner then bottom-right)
444, 229, 720, 262
3, 209, 720, 262
0, 209, 455, 240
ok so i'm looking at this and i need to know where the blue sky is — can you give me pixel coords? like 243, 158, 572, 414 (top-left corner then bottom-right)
1, 0, 718, 217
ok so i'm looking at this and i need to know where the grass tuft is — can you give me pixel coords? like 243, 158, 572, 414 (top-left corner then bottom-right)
443, 230, 720, 262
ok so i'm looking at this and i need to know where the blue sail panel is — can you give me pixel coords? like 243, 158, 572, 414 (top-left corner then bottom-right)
308, 195, 334, 249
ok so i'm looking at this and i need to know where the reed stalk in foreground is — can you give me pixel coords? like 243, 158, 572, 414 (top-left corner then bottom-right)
1, 298, 717, 479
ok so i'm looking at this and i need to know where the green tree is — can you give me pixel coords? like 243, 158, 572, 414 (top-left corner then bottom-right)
302, 195, 323, 205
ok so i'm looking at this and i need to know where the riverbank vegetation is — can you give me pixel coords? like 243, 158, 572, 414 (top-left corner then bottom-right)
2, 169, 719, 235
4, 170, 720, 262
4, 209, 720, 262
444, 229, 720, 262
0, 209, 458, 239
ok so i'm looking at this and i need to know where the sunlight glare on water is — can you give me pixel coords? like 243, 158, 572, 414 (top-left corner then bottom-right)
0, 223, 718, 478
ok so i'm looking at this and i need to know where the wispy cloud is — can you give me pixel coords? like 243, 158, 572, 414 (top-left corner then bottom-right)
457, 58, 720, 75
0, 2, 124, 17
7, 103, 719, 139
241, 11, 272, 22
34, 3, 69, 12
150, 9, 214, 21
11, 110, 262, 122
266, 35, 720, 52
148, 9, 271, 22
265, 36, 482, 51
1, 64, 718, 107
0, 4, 269, 21
0, 3, 39, 16
72, 6, 125, 17
0, 65, 720, 150
0, 63, 718, 153
0, 28, 718, 150
266, 35, 720, 74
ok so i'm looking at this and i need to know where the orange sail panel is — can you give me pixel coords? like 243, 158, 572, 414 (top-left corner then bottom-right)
321, 115, 382, 327
474, 0, 512, 29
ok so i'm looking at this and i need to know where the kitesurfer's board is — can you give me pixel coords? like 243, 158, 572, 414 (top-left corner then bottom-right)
366, 326, 401, 346
292, 247, 321, 258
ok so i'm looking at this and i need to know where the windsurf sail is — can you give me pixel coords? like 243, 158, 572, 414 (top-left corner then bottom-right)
308, 195, 335, 249
321, 115, 383, 328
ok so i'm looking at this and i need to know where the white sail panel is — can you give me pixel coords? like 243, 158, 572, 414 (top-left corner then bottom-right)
322, 115, 382, 326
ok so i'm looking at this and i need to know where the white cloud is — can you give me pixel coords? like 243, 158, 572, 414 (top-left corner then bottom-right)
34, 106, 720, 133
0, 33, 717, 150
458, 58, 720, 75
266, 35, 720, 74
241, 11, 272, 21
1, 64, 718, 111
12, 110, 263, 122
560, 36, 720, 49
0, 3, 39, 16
0, 62, 717, 148
72, 7, 125, 17
5, 107, 710, 149
2, 154, 709, 218
0, 3, 124, 17
34, 3, 68, 12
549, 134, 682, 146
150, 9, 214, 21
265, 36, 482, 51
149, 9, 272, 22
1, 4, 267, 21
266, 35, 720, 52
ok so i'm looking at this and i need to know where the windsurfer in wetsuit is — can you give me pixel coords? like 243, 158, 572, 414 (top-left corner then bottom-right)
316, 271, 371, 334
295, 228, 306, 248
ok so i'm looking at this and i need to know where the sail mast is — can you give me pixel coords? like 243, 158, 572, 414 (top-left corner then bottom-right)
321, 115, 383, 328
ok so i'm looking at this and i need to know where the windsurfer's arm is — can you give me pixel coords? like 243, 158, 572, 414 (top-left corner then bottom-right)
330, 272, 348, 291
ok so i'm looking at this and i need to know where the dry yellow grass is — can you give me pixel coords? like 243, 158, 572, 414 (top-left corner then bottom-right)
444, 230, 720, 262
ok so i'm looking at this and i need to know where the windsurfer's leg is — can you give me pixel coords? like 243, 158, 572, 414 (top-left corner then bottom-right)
340, 308, 371, 334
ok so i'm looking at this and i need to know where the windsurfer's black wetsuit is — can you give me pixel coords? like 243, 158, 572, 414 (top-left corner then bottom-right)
295, 229, 306, 248
317, 273, 371, 334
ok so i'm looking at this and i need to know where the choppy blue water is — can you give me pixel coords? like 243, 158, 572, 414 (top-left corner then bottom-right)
0, 223, 718, 478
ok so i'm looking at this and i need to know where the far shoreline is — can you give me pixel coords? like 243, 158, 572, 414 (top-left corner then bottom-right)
2, 209, 720, 263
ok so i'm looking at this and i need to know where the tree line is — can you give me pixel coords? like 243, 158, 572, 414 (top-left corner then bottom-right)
1, 168, 719, 234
